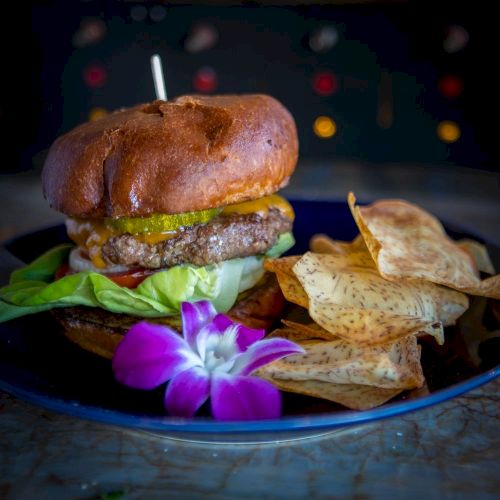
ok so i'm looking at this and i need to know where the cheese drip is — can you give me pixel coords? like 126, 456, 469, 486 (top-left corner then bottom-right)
66, 194, 294, 269
220, 194, 295, 220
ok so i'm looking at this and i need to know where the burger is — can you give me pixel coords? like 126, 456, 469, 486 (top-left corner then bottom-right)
0, 95, 298, 358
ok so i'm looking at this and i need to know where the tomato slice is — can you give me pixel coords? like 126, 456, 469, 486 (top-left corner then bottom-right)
105, 269, 155, 288
54, 263, 70, 281
54, 264, 154, 289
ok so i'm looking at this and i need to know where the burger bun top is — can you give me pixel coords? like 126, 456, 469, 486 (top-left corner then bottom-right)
42, 94, 298, 218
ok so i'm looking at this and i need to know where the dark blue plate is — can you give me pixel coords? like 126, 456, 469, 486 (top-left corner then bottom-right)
0, 200, 498, 443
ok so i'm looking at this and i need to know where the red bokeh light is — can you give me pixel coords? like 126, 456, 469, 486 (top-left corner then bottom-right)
83, 65, 107, 88
193, 67, 217, 93
312, 71, 338, 96
438, 75, 463, 99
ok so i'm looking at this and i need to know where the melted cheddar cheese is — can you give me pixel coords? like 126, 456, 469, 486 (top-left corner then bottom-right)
220, 194, 295, 221
66, 194, 294, 269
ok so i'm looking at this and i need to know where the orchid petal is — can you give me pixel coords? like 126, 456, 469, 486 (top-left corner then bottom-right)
211, 372, 281, 421
181, 300, 217, 349
235, 324, 265, 351
112, 321, 198, 390
212, 313, 233, 332
229, 338, 305, 376
164, 366, 210, 418
214, 313, 264, 351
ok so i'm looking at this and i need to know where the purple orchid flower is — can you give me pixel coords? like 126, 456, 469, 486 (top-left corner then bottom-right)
112, 300, 304, 421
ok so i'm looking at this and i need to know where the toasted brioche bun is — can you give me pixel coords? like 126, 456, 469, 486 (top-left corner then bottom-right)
42, 95, 298, 218
53, 273, 286, 359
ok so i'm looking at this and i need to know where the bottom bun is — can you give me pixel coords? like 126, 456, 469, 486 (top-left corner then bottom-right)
52, 273, 285, 359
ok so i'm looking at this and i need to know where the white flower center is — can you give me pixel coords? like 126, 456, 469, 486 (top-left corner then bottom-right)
202, 325, 239, 373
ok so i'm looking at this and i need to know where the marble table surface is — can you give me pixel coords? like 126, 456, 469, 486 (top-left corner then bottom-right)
0, 163, 499, 498
0, 378, 498, 499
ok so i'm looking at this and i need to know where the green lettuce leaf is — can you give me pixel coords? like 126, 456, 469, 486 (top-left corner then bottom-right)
265, 232, 295, 258
0, 232, 295, 322
0, 261, 240, 321
10, 244, 72, 284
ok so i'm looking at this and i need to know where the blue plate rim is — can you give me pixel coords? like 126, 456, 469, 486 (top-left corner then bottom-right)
1, 364, 498, 435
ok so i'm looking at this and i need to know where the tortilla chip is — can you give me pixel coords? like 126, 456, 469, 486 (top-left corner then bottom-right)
455, 296, 500, 367
267, 327, 321, 342
309, 302, 444, 346
348, 192, 500, 299
308, 239, 376, 268
457, 239, 495, 275
259, 334, 424, 389
404, 380, 431, 400
281, 320, 338, 340
310, 234, 366, 255
262, 377, 403, 410
298, 246, 467, 326
293, 252, 468, 344
265, 257, 309, 308
264, 256, 301, 275
273, 271, 309, 309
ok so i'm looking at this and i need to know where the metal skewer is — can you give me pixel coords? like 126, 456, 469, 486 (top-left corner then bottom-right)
150, 54, 167, 101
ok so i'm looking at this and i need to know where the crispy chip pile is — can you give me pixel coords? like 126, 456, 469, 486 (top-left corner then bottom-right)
295, 251, 467, 344
348, 193, 500, 299
259, 192, 498, 411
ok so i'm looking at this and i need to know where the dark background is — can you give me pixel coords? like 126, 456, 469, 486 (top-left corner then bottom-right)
0, 1, 495, 173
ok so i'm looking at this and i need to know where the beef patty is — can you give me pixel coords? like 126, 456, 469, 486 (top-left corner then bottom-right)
102, 209, 292, 269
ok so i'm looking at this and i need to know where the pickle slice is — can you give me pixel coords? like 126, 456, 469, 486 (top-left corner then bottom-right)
106, 208, 221, 234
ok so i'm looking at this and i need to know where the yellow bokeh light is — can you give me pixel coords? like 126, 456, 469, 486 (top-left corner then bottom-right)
88, 107, 108, 122
437, 120, 461, 143
313, 116, 337, 139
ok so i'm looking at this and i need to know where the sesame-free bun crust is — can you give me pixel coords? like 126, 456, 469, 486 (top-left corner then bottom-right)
42, 94, 298, 218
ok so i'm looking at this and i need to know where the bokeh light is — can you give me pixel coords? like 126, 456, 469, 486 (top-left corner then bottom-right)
130, 5, 147, 22
72, 18, 106, 48
193, 67, 218, 93
438, 75, 463, 99
312, 72, 338, 96
313, 116, 337, 138
437, 120, 461, 143
88, 107, 108, 121
149, 5, 167, 22
443, 25, 469, 54
309, 25, 339, 53
185, 23, 218, 53
83, 65, 107, 88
